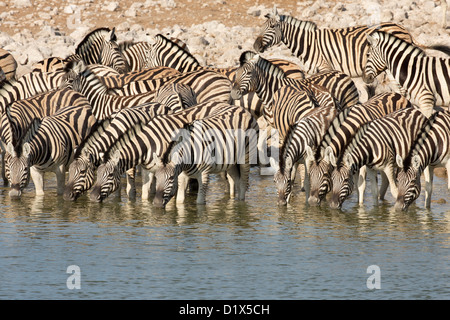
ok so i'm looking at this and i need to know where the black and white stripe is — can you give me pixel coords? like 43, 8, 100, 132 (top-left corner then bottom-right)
364, 30, 450, 117
3, 104, 96, 197
394, 108, 450, 211
306, 92, 412, 207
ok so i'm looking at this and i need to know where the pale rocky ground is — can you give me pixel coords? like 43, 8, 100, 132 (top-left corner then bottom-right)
1, 0, 449, 177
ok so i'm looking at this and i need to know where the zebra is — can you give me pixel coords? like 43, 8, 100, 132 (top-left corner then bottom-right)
3, 104, 96, 197
31, 57, 67, 73
88, 102, 245, 203
252, 8, 417, 97
230, 51, 359, 123
329, 106, 429, 208
65, 27, 129, 74
119, 37, 191, 72
394, 108, 450, 211
272, 103, 339, 205
306, 92, 413, 207
363, 30, 450, 118
0, 48, 18, 83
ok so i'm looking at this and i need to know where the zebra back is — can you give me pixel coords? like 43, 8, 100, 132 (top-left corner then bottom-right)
32, 57, 67, 73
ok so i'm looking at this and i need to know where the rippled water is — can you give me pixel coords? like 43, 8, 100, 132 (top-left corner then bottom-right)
0, 168, 449, 300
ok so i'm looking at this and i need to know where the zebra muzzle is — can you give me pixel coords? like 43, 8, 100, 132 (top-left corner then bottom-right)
230, 87, 242, 100
253, 37, 266, 53
9, 185, 22, 198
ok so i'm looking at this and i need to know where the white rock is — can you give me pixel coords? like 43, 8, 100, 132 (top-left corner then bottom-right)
104, 1, 119, 12
12, 0, 31, 8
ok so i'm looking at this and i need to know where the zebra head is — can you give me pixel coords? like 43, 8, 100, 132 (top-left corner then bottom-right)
90, 150, 122, 202
306, 145, 333, 206
230, 51, 260, 100
272, 156, 294, 206
363, 32, 386, 84
254, 6, 284, 53
329, 164, 354, 210
64, 149, 96, 201
152, 153, 182, 208
5, 142, 32, 198
59, 60, 86, 90
394, 154, 421, 212
100, 29, 130, 74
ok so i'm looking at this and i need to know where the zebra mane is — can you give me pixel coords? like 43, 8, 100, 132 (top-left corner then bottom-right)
402, 109, 441, 168
153, 34, 201, 71
278, 121, 299, 174
12, 117, 42, 155
75, 27, 115, 56
279, 15, 317, 31
371, 31, 425, 57
315, 106, 353, 160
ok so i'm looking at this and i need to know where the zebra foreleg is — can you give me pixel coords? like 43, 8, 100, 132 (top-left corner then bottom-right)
176, 172, 189, 204
357, 165, 367, 205
238, 163, 250, 201
423, 165, 434, 209
384, 164, 399, 199
126, 167, 136, 199
30, 166, 45, 196
367, 167, 379, 205
379, 171, 389, 201
226, 166, 239, 198
141, 169, 155, 200
55, 164, 66, 195
196, 171, 209, 205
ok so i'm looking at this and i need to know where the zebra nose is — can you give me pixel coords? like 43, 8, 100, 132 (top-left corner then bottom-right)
277, 197, 287, 206
362, 73, 375, 84
230, 87, 242, 100
394, 201, 406, 212
9, 186, 22, 198
308, 195, 321, 206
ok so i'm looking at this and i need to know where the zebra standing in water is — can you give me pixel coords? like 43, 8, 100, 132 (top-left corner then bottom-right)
272, 103, 339, 205
3, 104, 96, 197
363, 30, 450, 118
253, 8, 416, 98
330, 106, 430, 208
63, 84, 197, 201
88, 102, 249, 203
395, 108, 450, 211
306, 92, 412, 207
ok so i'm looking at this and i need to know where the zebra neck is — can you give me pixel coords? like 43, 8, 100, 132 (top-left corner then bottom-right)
280, 16, 321, 73
382, 39, 424, 88
80, 73, 110, 105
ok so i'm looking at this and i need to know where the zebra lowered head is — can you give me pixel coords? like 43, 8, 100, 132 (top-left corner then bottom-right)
5, 142, 32, 198
326, 147, 355, 210
89, 149, 123, 202
394, 154, 422, 212
305, 145, 333, 206
272, 156, 294, 206
253, 6, 284, 53
362, 33, 388, 84
64, 148, 96, 201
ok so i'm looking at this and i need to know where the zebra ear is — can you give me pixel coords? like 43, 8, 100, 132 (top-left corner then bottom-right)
153, 152, 163, 165
6, 142, 16, 157
22, 142, 31, 158
412, 155, 421, 170
99, 152, 105, 162
324, 146, 336, 166
0, 140, 6, 153
395, 154, 404, 168
111, 149, 120, 164
366, 34, 376, 46
109, 27, 117, 42
343, 153, 353, 168
273, 5, 279, 19
285, 157, 293, 169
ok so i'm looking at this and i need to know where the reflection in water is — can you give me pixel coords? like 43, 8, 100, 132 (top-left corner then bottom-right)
0, 168, 449, 299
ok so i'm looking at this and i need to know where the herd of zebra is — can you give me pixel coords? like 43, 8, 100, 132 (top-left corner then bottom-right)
0, 8, 449, 211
